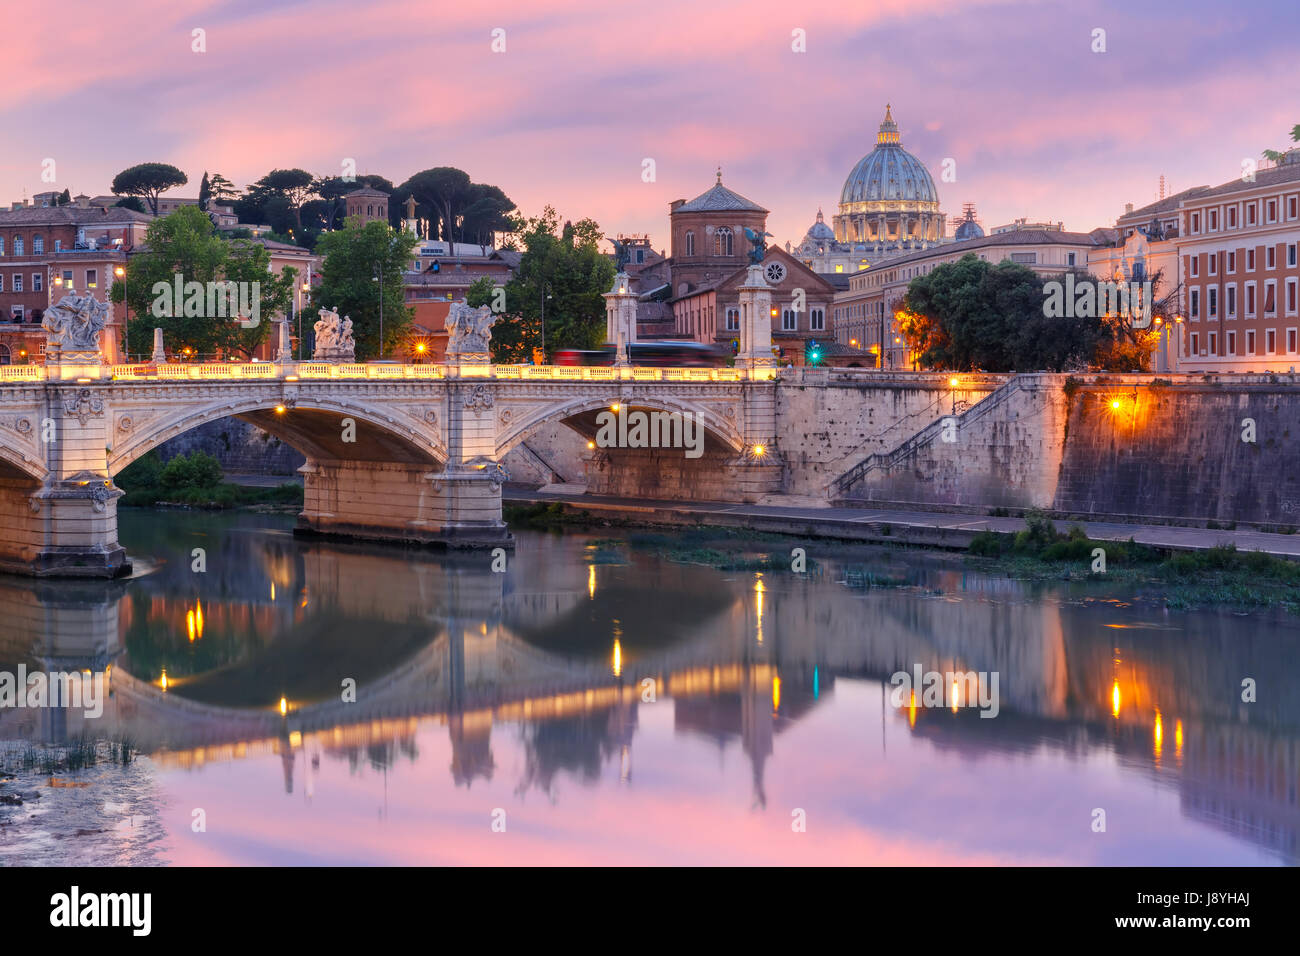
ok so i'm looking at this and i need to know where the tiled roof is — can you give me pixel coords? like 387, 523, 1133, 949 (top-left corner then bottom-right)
344, 186, 390, 198
869, 228, 1104, 272
1192, 160, 1300, 201
0, 205, 153, 226
675, 182, 767, 214
1118, 186, 1211, 222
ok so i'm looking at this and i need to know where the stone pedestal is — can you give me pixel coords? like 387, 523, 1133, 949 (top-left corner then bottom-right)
736, 264, 776, 373
603, 272, 638, 365
0, 384, 130, 579
274, 319, 293, 363
151, 328, 166, 363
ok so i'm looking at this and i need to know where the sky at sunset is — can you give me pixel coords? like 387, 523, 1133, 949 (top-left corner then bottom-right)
2, 0, 1298, 250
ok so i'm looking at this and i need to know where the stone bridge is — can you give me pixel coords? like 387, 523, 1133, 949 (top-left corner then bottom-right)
0, 360, 781, 577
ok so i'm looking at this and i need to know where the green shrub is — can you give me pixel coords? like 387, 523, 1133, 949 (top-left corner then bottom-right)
160, 451, 223, 490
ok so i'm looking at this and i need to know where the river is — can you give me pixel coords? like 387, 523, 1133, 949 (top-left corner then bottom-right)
0, 510, 1296, 865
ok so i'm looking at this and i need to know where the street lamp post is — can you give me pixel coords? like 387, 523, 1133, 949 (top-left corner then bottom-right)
540, 281, 552, 362
373, 262, 385, 359
114, 265, 127, 360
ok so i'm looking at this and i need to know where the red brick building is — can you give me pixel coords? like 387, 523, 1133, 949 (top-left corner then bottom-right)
0, 200, 151, 364
1179, 156, 1300, 371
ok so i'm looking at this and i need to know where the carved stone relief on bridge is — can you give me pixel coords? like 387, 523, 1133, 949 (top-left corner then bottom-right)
64, 388, 106, 426
463, 384, 495, 411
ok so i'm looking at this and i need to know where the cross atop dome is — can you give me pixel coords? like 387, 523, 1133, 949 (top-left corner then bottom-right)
716, 166, 722, 185
877, 104, 900, 146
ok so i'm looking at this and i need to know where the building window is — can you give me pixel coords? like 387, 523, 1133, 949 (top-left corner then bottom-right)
1289, 328, 1298, 353
1208, 331, 1218, 354
1290, 244, 1298, 267
1208, 252, 1217, 276
1228, 206, 1238, 228
12, 275, 21, 292
1009, 252, 1036, 264
1190, 212, 1200, 233
1247, 249, 1256, 271
0, 274, 4, 291
1246, 330, 1256, 354
86, 269, 97, 289
1227, 284, 1236, 317
1289, 279, 1298, 315
62, 270, 74, 289
1066, 252, 1076, 266
32, 234, 43, 254
1265, 280, 1277, 315
0, 237, 4, 255
12, 305, 22, 321
32, 273, 41, 293
1267, 199, 1278, 223
1246, 282, 1256, 316
1209, 209, 1218, 230
1267, 329, 1277, 354
1267, 246, 1276, 270
1227, 251, 1236, 273
54, 239, 60, 251
1290, 196, 1298, 219
13, 237, 23, 256
1247, 204, 1257, 226
1190, 289, 1199, 318
685, 231, 695, 256
1208, 287, 1217, 317
1191, 332, 1200, 354
1189, 256, 1199, 278
810, 308, 825, 331
714, 227, 733, 256
782, 309, 797, 331
1226, 330, 1236, 354
726, 307, 739, 331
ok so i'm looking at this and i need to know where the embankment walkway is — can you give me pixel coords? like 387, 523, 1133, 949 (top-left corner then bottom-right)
504, 487, 1300, 559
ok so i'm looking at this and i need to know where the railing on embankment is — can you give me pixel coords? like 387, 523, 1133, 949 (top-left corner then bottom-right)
829, 374, 1031, 499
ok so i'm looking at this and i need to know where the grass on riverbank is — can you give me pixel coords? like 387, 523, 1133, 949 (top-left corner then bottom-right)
967, 510, 1300, 610
117, 450, 303, 510
1, 737, 136, 777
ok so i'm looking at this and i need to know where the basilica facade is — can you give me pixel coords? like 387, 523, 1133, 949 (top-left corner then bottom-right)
788, 105, 949, 275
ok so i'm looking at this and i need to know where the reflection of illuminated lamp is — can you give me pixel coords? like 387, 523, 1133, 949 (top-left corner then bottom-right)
279, 696, 288, 717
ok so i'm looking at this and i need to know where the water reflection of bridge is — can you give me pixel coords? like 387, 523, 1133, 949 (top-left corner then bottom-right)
1, 542, 1298, 861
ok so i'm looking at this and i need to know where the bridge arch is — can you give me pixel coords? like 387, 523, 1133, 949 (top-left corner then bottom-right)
0, 432, 47, 483
495, 393, 744, 460
108, 395, 447, 476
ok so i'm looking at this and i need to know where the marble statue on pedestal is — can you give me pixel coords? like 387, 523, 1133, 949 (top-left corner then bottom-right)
42, 292, 109, 363
445, 301, 498, 360
312, 307, 356, 362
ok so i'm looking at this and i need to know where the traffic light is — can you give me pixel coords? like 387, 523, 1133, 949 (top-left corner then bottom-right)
429, 259, 440, 273
806, 339, 822, 365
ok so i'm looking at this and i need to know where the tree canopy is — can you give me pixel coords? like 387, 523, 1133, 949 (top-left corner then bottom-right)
111, 163, 188, 215
488, 206, 615, 363
313, 216, 418, 360
395, 168, 515, 246
110, 205, 294, 359
899, 254, 1160, 372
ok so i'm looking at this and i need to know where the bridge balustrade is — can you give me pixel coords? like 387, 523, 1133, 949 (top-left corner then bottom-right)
5, 362, 756, 384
